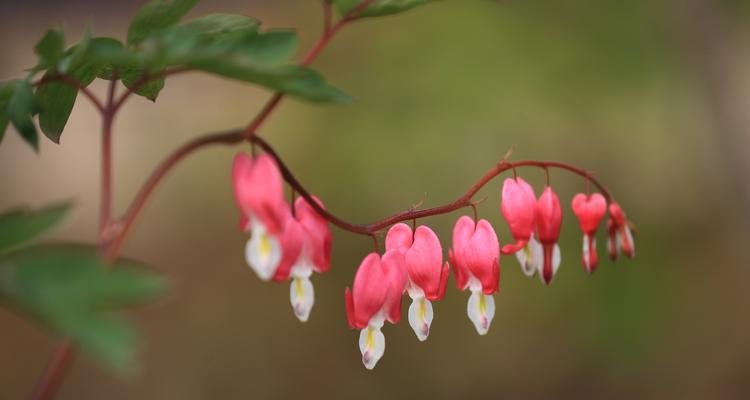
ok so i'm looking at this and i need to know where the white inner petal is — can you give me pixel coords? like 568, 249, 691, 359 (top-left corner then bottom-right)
289, 276, 315, 323
583, 234, 593, 270
245, 223, 281, 281
467, 290, 495, 336
624, 225, 635, 257
552, 243, 561, 276
406, 279, 425, 300
358, 325, 386, 370
408, 296, 434, 342
516, 237, 542, 277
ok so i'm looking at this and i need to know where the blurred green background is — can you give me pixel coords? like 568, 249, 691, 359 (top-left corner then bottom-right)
2, 0, 750, 398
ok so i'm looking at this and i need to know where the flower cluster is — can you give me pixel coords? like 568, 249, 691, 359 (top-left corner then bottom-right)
232, 153, 635, 369
232, 153, 332, 322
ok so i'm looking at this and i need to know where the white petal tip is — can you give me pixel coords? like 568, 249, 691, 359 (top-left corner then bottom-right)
408, 297, 433, 342
467, 291, 495, 336
290, 277, 314, 323
359, 326, 385, 370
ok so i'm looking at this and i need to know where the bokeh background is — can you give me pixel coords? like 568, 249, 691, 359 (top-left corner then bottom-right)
2, 0, 750, 398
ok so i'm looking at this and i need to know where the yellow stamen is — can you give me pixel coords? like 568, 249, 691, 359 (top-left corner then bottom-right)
366, 327, 375, 350
259, 234, 272, 261
295, 277, 305, 299
478, 293, 486, 315
418, 298, 426, 320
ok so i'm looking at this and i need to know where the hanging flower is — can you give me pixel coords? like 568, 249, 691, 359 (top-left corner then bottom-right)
385, 223, 449, 341
276, 196, 332, 322
500, 177, 542, 277
232, 153, 290, 280
607, 202, 635, 260
536, 186, 562, 285
345, 250, 407, 369
571, 193, 607, 273
449, 216, 500, 335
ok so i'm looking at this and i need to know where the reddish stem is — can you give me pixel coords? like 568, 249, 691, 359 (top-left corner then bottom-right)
253, 136, 612, 234
29, 339, 75, 400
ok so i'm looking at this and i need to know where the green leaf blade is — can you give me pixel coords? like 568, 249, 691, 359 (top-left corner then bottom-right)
37, 67, 97, 143
0, 244, 167, 373
127, 0, 199, 45
334, 0, 433, 18
34, 29, 65, 70
7, 80, 40, 152
0, 203, 71, 254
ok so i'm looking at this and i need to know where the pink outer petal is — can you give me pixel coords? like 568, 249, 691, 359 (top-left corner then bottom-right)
350, 253, 389, 329
271, 216, 305, 282
429, 262, 451, 301
608, 202, 626, 225
536, 186, 562, 244
382, 249, 407, 325
458, 219, 500, 294
449, 249, 469, 290
295, 196, 332, 273
607, 218, 619, 261
582, 233, 599, 274
501, 240, 527, 255
501, 177, 537, 248
541, 243, 555, 285
406, 226, 443, 299
450, 216, 475, 289
385, 223, 413, 253
571, 193, 607, 234
232, 153, 288, 234
345, 287, 356, 329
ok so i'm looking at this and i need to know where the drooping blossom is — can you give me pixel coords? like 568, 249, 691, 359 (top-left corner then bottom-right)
449, 216, 500, 335
500, 177, 542, 277
607, 202, 635, 260
571, 193, 607, 273
276, 196, 332, 322
345, 251, 407, 369
385, 223, 449, 341
536, 186, 562, 285
232, 153, 290, 280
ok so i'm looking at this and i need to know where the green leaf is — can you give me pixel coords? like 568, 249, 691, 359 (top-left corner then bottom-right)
189, 61, 349, 102
122, 71, 165, 102
7, 80, 40, 152
0, 245, 167, 373
127, 0, 199, 45
34, 29, 65, 70
334, 0, 432, 18
88, 37, 144, 79
0, 81, 16, 144
58, 26, 93, 74
181, 13, 259, 37
37, 67, 97, 143
155, 28, 346, 102
0, 203, 71, 254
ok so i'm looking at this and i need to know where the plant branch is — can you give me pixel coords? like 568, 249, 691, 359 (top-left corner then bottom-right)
105, 130, 244, 260
252, 136, 613, 235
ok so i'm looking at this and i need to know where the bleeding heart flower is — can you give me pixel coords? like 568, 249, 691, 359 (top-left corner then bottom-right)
278, 196, 333, 322
449, 216, 500, 335
233, 153, 291, 281
500, 177, 542, 277
571, 193, 607, 273
536, 186, 562, 285
345, 250, 407, 369
607, 202, 635, 260
385, 223, 449, 341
